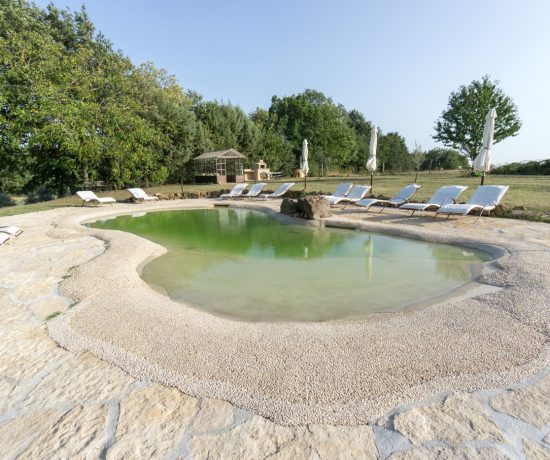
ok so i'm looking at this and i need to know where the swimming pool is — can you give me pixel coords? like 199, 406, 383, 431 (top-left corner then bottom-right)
90, 208, 491, 321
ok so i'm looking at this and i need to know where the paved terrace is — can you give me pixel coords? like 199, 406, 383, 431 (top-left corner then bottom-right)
0, 199, 549, 459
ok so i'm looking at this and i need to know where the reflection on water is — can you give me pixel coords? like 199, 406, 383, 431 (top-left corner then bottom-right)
90, 208, 491, 322
363, 236, 374, 280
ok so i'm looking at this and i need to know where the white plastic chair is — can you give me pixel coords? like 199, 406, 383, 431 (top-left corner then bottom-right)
435, 185, 509, 222
76, 191, 116, 206
400, 185, 468, 216
355, 184, 422, 212
0, 233, 10, 246
241, 182, 267, 198
127, 188, 159, 202
322, 182, 353, 202
0, 225, 23, 237
260, 182, 296, 198
219, 183, 248, 199
325, 185, 371, 205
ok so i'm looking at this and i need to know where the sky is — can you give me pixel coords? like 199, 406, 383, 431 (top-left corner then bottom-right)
34, 0, 550, 164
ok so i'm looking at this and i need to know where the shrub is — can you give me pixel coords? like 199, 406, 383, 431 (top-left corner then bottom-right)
0, 192, 16, 207
25, 185, 56, 204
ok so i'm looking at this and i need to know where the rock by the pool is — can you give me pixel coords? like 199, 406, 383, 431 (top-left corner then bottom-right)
280, 196, 332, 220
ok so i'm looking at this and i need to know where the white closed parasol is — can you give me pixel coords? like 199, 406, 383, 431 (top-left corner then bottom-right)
366, 126, 377, 190
301, 139, 309, 190
473, 108, 497, 184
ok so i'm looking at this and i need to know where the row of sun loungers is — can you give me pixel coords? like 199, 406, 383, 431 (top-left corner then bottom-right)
76, 188, 159, 206
218, 180, 508, 220
328, 182, 509, 220
220, 182, 296, 199
71, 182, 509, 222
76, 183, 298, 207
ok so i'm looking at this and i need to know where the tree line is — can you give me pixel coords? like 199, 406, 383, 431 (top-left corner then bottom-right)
0, 0, 418, 198
492, 160, 550, 175
1, 1, 525, 201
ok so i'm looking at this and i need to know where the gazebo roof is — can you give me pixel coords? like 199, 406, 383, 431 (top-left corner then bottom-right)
194, 149, 246, 160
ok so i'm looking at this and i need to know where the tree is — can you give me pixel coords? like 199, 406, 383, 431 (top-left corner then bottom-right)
267, 90, 357, 171
410, 143, 425, 182
433, 75, 521, 162
347, 110, 373, 171
491, 160, 550, 176
421, 148, 469, 171
377, 132, 411, 172
249, 108, 293, 174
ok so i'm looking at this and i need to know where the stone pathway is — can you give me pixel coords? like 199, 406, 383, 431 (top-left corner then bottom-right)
0, 203, 549, 459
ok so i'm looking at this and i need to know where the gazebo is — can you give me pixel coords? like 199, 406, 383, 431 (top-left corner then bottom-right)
193, 149, 246, 184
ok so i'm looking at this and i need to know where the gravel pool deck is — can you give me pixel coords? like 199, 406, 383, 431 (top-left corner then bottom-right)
1, 199, 549, 459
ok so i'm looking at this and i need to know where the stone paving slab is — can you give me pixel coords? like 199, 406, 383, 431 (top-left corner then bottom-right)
0, 201, 549, 458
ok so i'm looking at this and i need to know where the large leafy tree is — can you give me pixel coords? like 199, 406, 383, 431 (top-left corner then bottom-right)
0, 0, 178, 193
192, 100, 258, 154
421, 148, 469, 171
433, 75, 521, 162
377, 132, 411, 172
267, 90, 357, 170
347, 110, 374, 171
249, 108, 293, 174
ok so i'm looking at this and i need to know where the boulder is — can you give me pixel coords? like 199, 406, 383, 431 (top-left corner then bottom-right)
280, 198, 300, 216
280, 195, 332, 220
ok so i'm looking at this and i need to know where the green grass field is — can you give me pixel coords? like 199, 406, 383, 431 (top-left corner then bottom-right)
1, 171, 549, 222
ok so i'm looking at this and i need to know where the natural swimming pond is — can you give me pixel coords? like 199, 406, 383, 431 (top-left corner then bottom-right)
90, 208, 491, 322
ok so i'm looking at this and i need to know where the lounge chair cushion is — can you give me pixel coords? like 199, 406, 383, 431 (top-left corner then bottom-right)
323, 183, 353, 200
326, 185, 370, 205
0, 225, 23, 237
220, 183, 248, 198
356, 184, 421, 210
400, 186, 468, 212
77, 191, 116, 204
128, 188, 159, 201
243, 183, 267, 198
260, 182, 295, 198
438, 185, 509, 216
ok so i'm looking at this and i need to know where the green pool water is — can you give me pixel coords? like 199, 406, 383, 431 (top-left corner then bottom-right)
90, 208, 491, 322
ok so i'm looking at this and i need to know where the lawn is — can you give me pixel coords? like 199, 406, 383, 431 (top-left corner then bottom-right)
1, 171, 549, 222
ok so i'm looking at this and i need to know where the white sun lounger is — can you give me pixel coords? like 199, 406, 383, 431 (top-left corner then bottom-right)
240, 182, 267, 198
0, 225, 23, 237
400, 185, 468, 216
220, 183, 248, 199
322, 182, 353, 202
76, 191, 116, 206
355, 184, 422, 212
260, 182, 295, 199
325, 185, 371, 205
0, 233, 10, 246
435, 185, 510, 222
127, 188, 159, 202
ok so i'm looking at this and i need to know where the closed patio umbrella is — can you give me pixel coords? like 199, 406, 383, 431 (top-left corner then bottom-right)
473, 108, 497, 185
366, 126, 377, 190
301, 139, 309, 190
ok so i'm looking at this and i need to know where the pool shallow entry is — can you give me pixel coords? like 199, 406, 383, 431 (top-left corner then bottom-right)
90, 208, 491, 321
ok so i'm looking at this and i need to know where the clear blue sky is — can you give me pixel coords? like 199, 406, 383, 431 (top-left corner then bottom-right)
35, 0, 550, 164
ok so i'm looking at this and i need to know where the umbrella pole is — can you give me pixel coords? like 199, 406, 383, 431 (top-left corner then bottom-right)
480, 173, 485, 185
304, 174, 307, 191
370, 172, 373, 191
